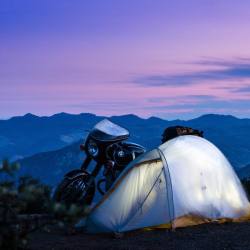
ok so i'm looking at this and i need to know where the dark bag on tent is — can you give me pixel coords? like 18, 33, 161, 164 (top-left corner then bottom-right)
161, 126, 204, 143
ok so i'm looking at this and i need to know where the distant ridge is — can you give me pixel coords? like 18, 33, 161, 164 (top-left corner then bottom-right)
2, 112, 249, 122
0, 112, 250, 182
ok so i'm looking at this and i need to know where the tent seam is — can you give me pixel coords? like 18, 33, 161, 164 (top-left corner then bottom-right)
157, 148, 175, 228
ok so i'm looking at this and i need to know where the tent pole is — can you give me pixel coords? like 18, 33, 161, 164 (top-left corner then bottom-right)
157, 149, 175, 231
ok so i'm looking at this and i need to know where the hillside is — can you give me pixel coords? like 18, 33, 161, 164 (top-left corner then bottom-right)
0, 113, 249, 184
17, 140, 84, 185
0, 113, 104, 161
237, 164, 250, 179
1, 113, 250, 164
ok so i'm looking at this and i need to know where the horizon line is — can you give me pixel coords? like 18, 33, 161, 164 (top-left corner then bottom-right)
0, 112, 249, 122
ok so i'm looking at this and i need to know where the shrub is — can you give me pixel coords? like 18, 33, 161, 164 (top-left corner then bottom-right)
0, 159, 88, 249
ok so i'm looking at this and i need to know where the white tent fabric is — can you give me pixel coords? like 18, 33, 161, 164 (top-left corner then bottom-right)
86, 135, 249, 233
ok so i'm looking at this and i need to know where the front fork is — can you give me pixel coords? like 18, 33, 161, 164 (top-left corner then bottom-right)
103, 160, 115, 179
79, 144, 115, 193
80, 156, 102, 177
80, 155, 91, 170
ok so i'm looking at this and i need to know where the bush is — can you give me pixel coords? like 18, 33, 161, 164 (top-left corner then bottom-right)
0, 159, 87, 249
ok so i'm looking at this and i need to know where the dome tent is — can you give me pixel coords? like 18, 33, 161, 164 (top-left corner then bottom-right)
86, 135, 250, 233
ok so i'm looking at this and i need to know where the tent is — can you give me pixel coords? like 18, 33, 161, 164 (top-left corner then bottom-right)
86, 135, 250, 233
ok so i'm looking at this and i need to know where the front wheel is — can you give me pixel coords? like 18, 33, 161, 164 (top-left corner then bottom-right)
53, 170, 95, 206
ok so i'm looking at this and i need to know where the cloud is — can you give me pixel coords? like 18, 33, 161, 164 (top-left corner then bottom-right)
232, 86, 250, 93
179, 95, 218, 101
147, 95, 217, 104
134, 58, 250, 87
191, 57, 250, 68
145, 99, 250, 112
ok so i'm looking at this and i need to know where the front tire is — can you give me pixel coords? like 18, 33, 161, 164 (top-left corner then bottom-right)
54, 171, 95, 206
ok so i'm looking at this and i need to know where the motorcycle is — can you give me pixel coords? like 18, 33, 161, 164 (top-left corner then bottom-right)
53, 119, 146, 206
54, 118, 203, 207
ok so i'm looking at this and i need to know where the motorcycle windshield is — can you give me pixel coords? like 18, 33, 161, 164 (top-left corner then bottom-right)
90, 119, 129, 142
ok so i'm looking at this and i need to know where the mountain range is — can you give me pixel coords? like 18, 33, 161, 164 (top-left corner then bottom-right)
0, 113, 250, 185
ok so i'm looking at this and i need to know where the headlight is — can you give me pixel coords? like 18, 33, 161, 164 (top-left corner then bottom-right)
117, 150, 125, 158
87, 140, 99, 157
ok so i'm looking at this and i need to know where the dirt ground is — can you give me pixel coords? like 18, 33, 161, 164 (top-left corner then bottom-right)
28, 222, 250, 250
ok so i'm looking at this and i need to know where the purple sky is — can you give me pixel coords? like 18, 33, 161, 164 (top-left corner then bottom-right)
1, 0, 250, 119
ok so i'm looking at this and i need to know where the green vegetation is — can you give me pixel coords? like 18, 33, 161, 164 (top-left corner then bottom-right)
0, 159, 87, 250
